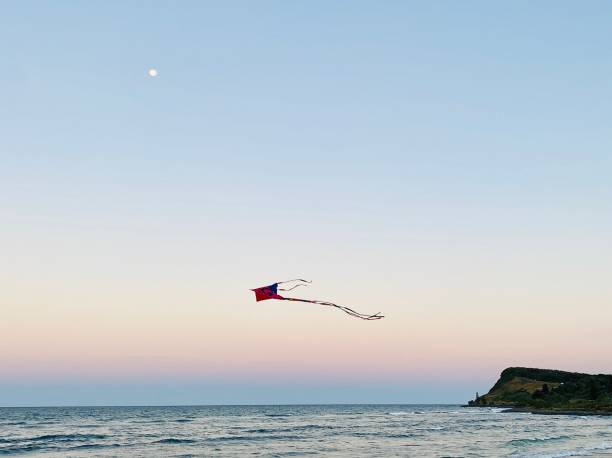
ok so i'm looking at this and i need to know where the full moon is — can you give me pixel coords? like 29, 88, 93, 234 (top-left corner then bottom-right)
148, 68, 158, 77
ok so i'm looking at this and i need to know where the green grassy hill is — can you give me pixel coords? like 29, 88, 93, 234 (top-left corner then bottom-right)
469, 367, 612, 414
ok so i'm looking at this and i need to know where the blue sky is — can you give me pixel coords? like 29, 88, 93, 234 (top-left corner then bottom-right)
1, 1, 612, 406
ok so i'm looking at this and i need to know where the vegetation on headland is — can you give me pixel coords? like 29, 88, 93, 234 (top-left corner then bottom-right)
468, 367, 612, 414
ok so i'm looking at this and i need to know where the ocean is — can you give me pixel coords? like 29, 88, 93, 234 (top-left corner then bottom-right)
1, 405, 611, 457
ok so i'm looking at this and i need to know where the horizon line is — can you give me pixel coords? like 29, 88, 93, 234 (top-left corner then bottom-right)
0, 402, 464, 408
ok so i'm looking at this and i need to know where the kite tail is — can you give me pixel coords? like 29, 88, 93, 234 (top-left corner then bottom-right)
283, 298, 384, 321
277, 279, 312, 292
278, 278, 311, 285
278, 284, 309, 292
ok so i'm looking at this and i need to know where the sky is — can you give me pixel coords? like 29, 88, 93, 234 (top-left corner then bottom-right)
1, 1, 612, 406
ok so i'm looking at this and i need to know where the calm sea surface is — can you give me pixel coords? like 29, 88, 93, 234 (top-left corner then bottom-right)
1, 405, 612, 457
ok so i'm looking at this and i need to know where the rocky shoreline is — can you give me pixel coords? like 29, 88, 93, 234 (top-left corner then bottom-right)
464, 404, 612, 416
506, 407, 612, 416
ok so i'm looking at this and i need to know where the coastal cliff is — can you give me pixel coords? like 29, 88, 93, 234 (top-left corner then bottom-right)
469, 367, 612, 415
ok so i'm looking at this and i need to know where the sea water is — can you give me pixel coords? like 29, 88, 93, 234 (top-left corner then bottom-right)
1, 405, 612, 457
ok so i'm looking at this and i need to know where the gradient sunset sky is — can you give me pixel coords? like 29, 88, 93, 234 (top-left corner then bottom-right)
2, 1, 612, 406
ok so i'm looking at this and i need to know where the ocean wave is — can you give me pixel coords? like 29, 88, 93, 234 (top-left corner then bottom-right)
208, 434, 303, 442
488, 407, 512, 413
22, 420, 57, 425
0, 444, 46, 455
507, 435, 572, 446
273, 452, 320, 456
0, 433, 110, 455
350, 431, 423, 439
33, 433, 107, 442
70, 443, 124, 451
0, 433, 107, 444
418, 426, 447, 432
246, 424, 333, 434
296, 424, 335, 431
131, 419, 167, 424
154, 438, 197, 445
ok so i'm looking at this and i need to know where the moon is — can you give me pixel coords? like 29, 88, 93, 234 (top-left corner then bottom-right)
148, 68, 158, 77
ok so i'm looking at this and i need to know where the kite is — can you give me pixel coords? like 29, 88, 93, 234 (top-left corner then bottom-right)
251, 279, 384, 320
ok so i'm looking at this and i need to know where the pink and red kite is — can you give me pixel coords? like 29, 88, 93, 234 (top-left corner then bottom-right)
251, 279, 384, 320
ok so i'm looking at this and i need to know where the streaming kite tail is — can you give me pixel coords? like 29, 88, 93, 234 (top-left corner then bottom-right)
277, 279, 312, 292
283, 297, 384, 321
278, 284, 309, 292
323, 302, 384, 320
278, 278, 311, 285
